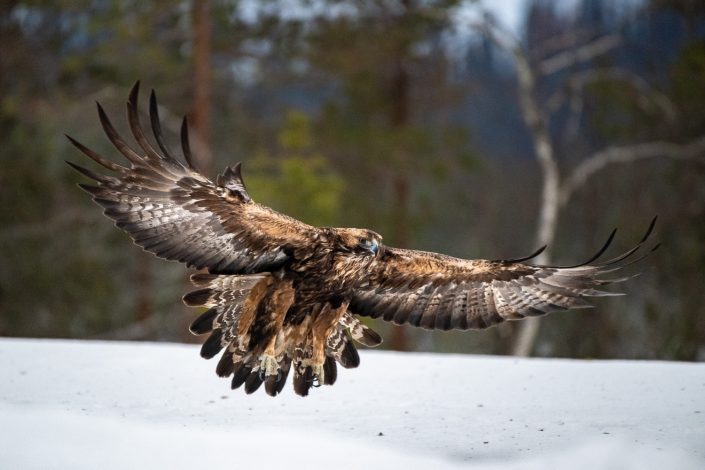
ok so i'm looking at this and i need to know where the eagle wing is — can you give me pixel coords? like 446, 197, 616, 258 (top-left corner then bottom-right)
67, 82, 317, 274
349, 221, 658, 330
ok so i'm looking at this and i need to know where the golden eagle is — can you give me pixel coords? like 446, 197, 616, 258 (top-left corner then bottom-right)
68, 83, 657, 397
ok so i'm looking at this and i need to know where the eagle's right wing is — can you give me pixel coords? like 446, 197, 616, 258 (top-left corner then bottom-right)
349, 221, 658, 331
67, 82, 317, 274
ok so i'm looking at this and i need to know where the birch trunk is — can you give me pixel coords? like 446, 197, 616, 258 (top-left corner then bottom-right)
180, 0, 213, 343
511, 45, 560, 357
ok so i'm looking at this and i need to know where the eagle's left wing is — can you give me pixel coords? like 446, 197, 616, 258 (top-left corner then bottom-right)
349, 222, 657, 330
67, 82, 318, 275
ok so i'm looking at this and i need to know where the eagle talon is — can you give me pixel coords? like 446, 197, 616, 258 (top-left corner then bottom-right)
259, 354, 279, 378
311, 364, 324, 387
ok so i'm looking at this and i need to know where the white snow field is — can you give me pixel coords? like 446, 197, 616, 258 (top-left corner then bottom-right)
1, 339, 703, 469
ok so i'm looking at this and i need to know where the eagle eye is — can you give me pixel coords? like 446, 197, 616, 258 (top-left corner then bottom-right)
359, 238, 379, 255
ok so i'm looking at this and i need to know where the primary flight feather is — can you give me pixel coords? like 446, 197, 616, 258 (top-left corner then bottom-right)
68, 82, 657, 397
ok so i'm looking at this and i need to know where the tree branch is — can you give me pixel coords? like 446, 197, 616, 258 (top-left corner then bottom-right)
545, 66, 678, 144
471, 17, 559, 357
472, 19, 559, 253
468, 14, 700, 359
530, 29, 595, 60
569, 68, 677, 121
538, 35, 620, 76
560, 136, 705, 206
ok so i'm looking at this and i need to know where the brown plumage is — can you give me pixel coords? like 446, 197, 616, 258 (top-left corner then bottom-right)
67, 82, 658, 397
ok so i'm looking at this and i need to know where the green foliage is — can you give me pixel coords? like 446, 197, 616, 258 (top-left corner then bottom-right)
317, 101, 477, 238
1, 0, 702, 362
302, 1, 476, 244
0, 0, 189, 338
246, 110, 344, 227
0, 97, 134, 338
671, 41, 705, 137
585, 78, 662, 142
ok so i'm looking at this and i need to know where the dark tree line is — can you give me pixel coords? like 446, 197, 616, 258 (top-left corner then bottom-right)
0, 0, 703, 360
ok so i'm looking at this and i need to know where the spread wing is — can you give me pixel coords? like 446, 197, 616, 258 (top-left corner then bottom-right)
349, 221, 658, 330
67, 82, 317, 274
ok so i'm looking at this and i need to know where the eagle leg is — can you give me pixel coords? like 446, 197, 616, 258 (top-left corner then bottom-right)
259, 354, 279, 379
309, 302, 348, 387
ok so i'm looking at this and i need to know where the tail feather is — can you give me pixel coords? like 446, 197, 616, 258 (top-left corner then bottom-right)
323, 356, 337, 385
244, 371, 264, 394
293, 365, 314, 397
231, 364, 251, 390
183, 288, 213, 307
185, 273, 375, 396
341, 313, 382, 347
275, 357, 292, 395
200, 329, 224, 359
215, 347, 235, 377
263, 353, 292, 397
190, 307, 219, 335
264, 373, 279, 396
339, 340, 360, 369
327, 326, 361, 369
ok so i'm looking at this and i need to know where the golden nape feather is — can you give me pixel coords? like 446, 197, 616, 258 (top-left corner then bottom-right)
67, 82, 658, 397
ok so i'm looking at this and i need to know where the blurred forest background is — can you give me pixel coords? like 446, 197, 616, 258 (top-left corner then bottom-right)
1, 0, 704, 361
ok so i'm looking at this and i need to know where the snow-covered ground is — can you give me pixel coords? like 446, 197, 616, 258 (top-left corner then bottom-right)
1, 339, 703, 469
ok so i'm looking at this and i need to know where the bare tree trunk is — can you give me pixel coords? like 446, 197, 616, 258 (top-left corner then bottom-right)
192, 0, 213, 169
469, 15, 705, 357
511, 48, 560, 357
180, 0, 213, 343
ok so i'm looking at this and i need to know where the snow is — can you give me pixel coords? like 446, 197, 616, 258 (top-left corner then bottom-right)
1, 338, 703, 469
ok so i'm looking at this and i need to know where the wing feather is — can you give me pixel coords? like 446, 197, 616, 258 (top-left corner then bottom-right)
349, 223, 656, 331
67, 82, 317, 274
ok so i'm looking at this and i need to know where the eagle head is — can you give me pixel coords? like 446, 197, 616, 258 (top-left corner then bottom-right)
331, 228, 383, 257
